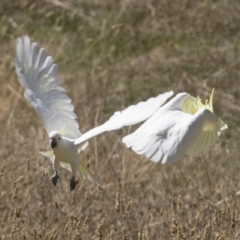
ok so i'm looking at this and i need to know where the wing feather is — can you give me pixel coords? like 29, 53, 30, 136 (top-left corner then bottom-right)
145, 137, 160, 159
78, 163, 100, 186
35, 48, 46, 69
186, 115, 220, 156
23, 36, 31, 64
123, 107, 226, 163
197, 131, 206, 154
151, 145, 163, 162
42, 56, 53, 71
188, 130, 204, 155
30, 42, 38, 66
16, 36, 83, 139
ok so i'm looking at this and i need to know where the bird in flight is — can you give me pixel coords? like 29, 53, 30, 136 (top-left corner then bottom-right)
15, 36, 227, 190
76, 88, 227, 163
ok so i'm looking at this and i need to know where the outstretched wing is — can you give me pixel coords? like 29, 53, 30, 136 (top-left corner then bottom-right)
74, 91, 174, 146
123, 108, 226, 163
15, 36, 83, 139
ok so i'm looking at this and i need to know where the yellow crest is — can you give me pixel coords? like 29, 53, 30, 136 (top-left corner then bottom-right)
59, 125, 66, 136
196, 88, 214, 112
182, 89, 214, 115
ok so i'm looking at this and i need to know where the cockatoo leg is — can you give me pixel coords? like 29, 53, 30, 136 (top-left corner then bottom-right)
70, 161, 79, 190
70, 176, 78, 190
52, 158, 60, 186
52, 173, 60, 186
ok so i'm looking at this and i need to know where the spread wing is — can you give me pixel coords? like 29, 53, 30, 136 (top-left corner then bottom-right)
122, 108, 226, 163
15, 36, 83, 140
74, 91, 174, 146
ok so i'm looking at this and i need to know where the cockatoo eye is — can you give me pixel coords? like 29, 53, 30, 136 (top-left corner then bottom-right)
50, 138, 57, 149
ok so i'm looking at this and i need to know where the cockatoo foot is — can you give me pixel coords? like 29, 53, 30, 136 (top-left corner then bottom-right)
70, 176, 78, 191
52, 173, 60, 186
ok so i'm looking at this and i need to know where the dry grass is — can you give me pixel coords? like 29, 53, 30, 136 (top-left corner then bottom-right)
0, 0, 240, 239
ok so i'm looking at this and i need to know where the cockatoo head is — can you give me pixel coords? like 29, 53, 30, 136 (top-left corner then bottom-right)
49, 126, 66, 149
49, 131, 62, 149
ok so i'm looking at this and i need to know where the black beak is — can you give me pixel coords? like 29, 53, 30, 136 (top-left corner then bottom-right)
50, 138, 57, 149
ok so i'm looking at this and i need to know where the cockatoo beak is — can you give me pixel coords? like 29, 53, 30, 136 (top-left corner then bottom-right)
50, 138, 57, 149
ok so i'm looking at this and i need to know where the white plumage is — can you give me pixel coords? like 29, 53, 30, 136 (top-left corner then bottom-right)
75, 91, 227, 163
15, 36, 173, 189
16, 36, 227, 190
16, 36, 86, 142
74, 91, 174, 145
122, 93, 227, 163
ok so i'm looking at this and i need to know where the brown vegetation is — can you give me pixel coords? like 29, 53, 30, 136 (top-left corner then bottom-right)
0, 0, 240, 239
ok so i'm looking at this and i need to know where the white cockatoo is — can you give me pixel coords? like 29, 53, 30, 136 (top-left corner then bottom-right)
15, 36, 173, 190
74, 89, 227, 163
16, 36, 227, 190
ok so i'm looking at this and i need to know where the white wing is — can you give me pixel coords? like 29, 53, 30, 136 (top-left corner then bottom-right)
15, 36, 83, 140
74, 91, 174, 145
123, 107, 226, 163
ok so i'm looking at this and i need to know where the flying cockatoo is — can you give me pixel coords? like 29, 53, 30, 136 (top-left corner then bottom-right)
75, 89, 227, 163
15, 36, 173, 190
16, 36, 227, 190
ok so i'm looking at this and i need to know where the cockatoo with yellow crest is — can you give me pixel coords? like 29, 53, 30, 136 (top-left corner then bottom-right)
15, 36, 227, 190
75, 89, 227, 163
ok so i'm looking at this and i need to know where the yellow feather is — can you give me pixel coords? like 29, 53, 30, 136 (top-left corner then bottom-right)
182, 95, 198, 114
59, 125, 66, 136
39, 150, 54, 158
78, 163, 101, 186
196, 89, 214, 112
182, 89, 215, 115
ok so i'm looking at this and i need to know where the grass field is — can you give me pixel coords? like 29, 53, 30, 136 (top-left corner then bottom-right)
0, 0, 240, 239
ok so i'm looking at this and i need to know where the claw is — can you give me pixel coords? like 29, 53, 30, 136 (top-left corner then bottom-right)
70, 176, 78, 191
52, 173, 60, 186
